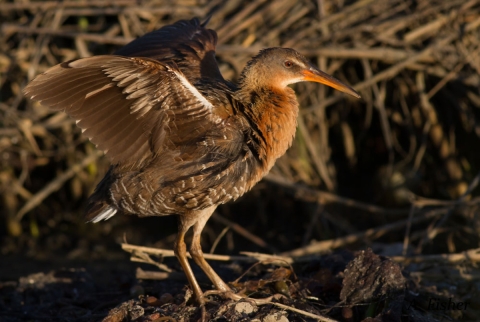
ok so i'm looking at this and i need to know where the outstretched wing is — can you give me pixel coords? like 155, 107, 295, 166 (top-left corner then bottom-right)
23, 55, 224, 167
115, 18, 224, 82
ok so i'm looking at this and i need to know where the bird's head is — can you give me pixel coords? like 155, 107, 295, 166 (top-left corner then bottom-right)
240, 47, 360, 98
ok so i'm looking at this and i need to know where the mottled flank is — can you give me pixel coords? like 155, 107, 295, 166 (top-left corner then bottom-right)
24, 17, 359, 304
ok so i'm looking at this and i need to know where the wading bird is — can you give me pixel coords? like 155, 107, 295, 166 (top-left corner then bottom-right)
24, 18, 360, 306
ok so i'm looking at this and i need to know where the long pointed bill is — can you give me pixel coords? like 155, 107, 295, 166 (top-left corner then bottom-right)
302, 67, 361, 98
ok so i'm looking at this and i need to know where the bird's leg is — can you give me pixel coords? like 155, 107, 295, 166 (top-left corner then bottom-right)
189, 207, 234, 295
174, 214, 205, 306
183, 207, 284, 306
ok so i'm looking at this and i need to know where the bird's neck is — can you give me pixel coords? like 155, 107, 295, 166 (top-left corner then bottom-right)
238, 85, 299, 173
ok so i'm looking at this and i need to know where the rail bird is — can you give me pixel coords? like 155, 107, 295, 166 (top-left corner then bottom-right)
24, 18, 360, 305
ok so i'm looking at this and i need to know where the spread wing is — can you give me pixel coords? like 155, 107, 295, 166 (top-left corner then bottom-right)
115, 18, 224, 82
23, 55, 224, 167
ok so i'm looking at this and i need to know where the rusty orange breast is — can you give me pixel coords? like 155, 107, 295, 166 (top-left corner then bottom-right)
247, 86, 299, 175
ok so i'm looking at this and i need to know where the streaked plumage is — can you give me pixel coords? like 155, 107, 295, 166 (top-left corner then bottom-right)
24, 18, 360, 305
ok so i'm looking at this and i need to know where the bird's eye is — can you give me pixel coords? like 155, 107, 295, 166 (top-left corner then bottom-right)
284, 60, 294, 68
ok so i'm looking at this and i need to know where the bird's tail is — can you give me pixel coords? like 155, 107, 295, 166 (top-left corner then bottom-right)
85, 201, 117, 223
85, 166, 118, 223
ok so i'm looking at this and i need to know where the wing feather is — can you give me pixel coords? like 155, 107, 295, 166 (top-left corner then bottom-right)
30, 76, 107, 106
114, 18, 223, 82
24, 55, 222, 167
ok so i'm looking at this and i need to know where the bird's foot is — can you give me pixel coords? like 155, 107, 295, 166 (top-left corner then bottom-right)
203, 289, 243, 301
203, 289, 284, 304
195, 289, 284, 321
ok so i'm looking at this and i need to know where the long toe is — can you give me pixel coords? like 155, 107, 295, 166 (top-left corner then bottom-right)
203, 289, 285, 304
204, 289, 244, 301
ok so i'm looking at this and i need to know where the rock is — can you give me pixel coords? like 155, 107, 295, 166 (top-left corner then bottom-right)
159, 293, 174, 304
263, 311, 289, 322
235, 301, 256, 314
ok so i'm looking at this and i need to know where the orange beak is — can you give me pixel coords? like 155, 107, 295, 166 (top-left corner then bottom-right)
302, 66, 360, 98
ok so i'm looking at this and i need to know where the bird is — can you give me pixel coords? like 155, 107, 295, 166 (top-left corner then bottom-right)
24, 18, 360, 305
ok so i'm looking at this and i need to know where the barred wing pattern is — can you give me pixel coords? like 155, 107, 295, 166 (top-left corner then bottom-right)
115, 18, 224, 81
23, 18, 267, 221
24, 56, 222, 167
24, 55, 259, 220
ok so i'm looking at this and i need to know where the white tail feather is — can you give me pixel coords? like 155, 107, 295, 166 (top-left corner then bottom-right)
89, 206, 117, 223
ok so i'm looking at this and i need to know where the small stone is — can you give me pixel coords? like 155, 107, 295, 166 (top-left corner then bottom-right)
235, 301, 256, 314
263, 312, 289, 322
159, 293, 174, 304
145, 296, 158, 305
146, 296, 161, 306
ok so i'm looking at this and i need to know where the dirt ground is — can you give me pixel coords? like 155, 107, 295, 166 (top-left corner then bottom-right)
2, 245, 463, 322
2, 192, 479, 321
